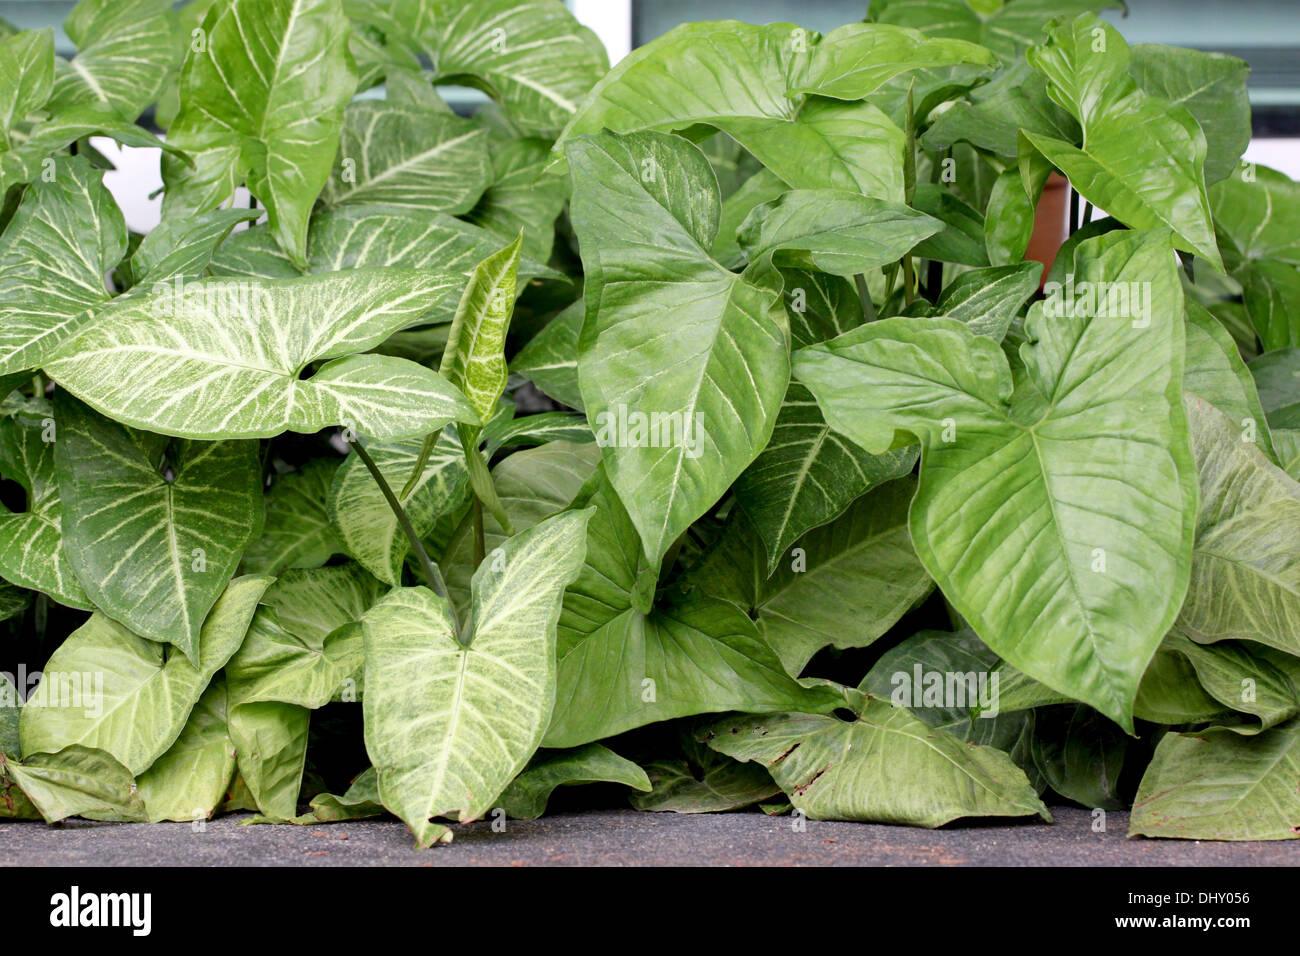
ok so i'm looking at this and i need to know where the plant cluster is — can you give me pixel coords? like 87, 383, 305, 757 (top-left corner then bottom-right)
1, 0, 1298, 846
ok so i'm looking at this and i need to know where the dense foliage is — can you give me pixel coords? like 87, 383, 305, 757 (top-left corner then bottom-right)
1, 0, 1298, 846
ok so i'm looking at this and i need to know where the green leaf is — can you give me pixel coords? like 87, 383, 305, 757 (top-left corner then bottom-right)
1029, 704, 1128, 809
1023, 16, 1221, 269
0, 397, 91, 608
123, 208, 259, 288
790, 21, 996, 99
0, 155, 125, 377
46, 269, 479, 440
696, 479, 933, 676
136, 679, 236, 823
227, 700, 309, 821
0, 28, 54, 139
407, 0, 609, 138
927, 262, 1043, 342
331, 431, 469, 586
1251, 349, 1300, 430
704, 694, 1049, 826
226, 565, 383, 711
736, 189, 942, 276
162, 0, 356, 268
871, 0, 1124, 60
19, 575, 271, 774
323, 101, 490, 212
46, 0, 177, 122
558, 22, 906, 199
242, 459, 345, 575
794, 230, 1197, 730
569, 130, 790, 567
1130, 719, 1300, 840
439, 235, 522, 424
983, 136, 1051, 266
306, 766, 384, 822
547, 470, 841, 747
0, 745, 139, 823
1210, 164, 1300, 352
922, 60, 1077, 159
631, 754, 779, 814
53, 394, 264, 659
910, 184, 989, 267
1, 671, 20, 755
1128, 44, 1250, 186
1177, 397, 1300, 656
510, 299, 584, 411
465, 125, 569, 263
1184, 301, 1277, 463
362, 509, 592, 846
498, 744, 651, 819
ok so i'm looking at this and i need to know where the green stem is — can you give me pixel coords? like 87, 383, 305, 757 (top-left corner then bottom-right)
352, 441, 452, 605
471, 496, 485, 572
902, 255, 916, 306
854, 274, 877, 322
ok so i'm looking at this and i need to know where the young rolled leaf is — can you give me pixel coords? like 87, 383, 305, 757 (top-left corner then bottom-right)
45, 268, 479, 440
362, 509, 592, 847
794, 229, 1197, 730
53, 394, 264, 659
569, 130, 790, 567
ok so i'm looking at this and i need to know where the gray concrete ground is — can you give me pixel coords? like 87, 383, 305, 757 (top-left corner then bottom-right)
1, 807, 1297, 866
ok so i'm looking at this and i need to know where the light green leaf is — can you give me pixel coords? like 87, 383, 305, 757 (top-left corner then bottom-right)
306, 766, 384, 822
136, 679, 236, 823
511, 299, 584, 411
1184, 300, 1277, 463
440, 235, 521, 424
790, 21, 996, 99
406, 0, 608, 137
737, 189, 941, 276
330, 431, 469, 586
1128, 44, 1250, 186
569, 130, 790, 567
546, 470, 841, 747
53, 394, 263, 659
794, 230, 1196, 729
227, 700, 309, 821
19, 575, 271, 774
46, 268, 479, 440
323, 101, 490, 212
0, 28, 54, 138
871, 0, 1123, 60
925, 262, 1043, 342
1, 671, 20, 754
1177, 397, 1300, 656
465, 126, 569, 263
1023, 16, 1221, 268
0, 155, 125, 377
1250, 349, 1300, 431
498, 744, 651, 819
557, 22, 906, 199
123, 208, 259, 288
631, 752, 779, 814
162, 0, 356, 268
704, 694, 1049, 826
0, 745, 139, 823
698, 479, 933, 676
362, 509, 592, 846
46, 0, 177, 121
1130, 718, 1300, 840
0, 397, 91, 608
242, 458, 345, 575
922, 60, 1077, 159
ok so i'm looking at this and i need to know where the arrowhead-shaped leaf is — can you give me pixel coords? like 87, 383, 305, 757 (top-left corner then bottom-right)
362, 509, 592, 846
0, 155, 125, 377
162, 0, 355, 268
19, 575, 271, 774
46, 268, 479, 440
53, 394, 264, 658
569, 130, 790, 566
794, 230, 1197, 730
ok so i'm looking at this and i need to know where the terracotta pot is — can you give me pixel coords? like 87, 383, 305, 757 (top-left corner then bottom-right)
1026, 172, 1071, 287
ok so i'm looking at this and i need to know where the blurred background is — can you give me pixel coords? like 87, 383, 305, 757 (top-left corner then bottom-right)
5, 0, 1297, 228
